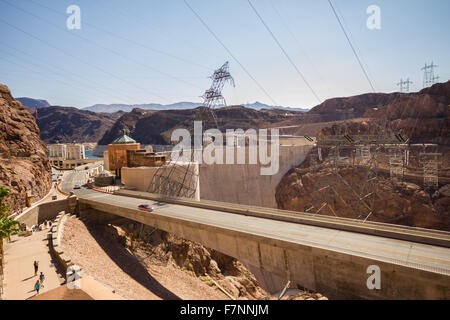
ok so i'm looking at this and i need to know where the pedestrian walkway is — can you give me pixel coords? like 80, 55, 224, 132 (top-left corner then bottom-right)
12, 181, 67, 221
22, 181, 67, 212
2, 228, 63, 300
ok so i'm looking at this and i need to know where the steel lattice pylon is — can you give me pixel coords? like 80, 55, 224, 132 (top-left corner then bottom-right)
200, 61, 235, 128
420, 152, 441, 190
148, 62, 234, 198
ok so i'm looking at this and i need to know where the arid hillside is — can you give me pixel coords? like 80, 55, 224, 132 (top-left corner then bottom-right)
36, 106, 124, 143
0, 84, 52, 214
99, 105, 300, 145
308, 92, 405, 121
365, 80, 450, 145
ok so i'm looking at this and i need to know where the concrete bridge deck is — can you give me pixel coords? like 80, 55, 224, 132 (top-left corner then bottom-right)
74, 188, 450, 299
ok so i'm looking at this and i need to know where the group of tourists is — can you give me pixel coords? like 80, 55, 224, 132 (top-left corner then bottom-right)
33, 261, 45, 295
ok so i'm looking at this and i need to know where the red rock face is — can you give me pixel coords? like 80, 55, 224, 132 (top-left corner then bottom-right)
363, 80, 450, 145
276, 164, 450, 231
0, 84, 52, 215
277, 80, 450, 230
308, 92, 405, 121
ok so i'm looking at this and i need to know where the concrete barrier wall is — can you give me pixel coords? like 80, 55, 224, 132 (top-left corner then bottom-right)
79, 200, 450, 299
16, 197, 77, 227
48, 212, 73, 272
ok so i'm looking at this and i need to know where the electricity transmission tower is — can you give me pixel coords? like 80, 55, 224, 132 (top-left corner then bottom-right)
148, 62, 234, 198
422, 62, 439, 88
397, 78, 412, 93
199, 61, 235, 127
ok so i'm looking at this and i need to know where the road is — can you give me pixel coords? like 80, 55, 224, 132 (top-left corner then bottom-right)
61, 165, 450, 278
60, 161, 103, 194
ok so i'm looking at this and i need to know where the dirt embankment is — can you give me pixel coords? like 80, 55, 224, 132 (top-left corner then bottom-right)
99, 222, 327, 300
62, 216, 327, 300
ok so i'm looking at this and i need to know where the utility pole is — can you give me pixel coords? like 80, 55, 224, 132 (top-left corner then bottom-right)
397, 78, 413, 93
421, 62, 439, 88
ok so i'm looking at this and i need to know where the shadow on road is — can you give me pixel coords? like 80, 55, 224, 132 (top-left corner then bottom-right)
84, 221, 181, 300
22, 275, 35, 282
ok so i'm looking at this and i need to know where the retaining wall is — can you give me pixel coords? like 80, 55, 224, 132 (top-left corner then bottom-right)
15, 196, 77, 227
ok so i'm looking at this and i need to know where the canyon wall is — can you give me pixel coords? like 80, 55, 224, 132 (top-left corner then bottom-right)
0, 84, 52, 214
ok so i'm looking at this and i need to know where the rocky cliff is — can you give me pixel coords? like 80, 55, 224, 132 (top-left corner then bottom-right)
0, 84, 52, 215
364, 80, 450, 145
276, 163, 450, 231
276, 80, 450, 230
308, 92, 405, 121
16, 97, 50, 109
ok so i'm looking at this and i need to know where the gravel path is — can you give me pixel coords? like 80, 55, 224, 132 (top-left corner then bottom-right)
61, 216, 227, 300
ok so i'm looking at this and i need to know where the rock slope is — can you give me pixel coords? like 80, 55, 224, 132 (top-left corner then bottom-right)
0, 84, 52, 214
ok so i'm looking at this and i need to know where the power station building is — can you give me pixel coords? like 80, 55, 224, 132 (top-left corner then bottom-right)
48, 143, 94, 169
107, 130, 140, 177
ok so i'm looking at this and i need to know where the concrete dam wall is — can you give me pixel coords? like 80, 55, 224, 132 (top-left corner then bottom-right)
122, 144, 313, 208
199, 144, 313, 208
121, 142, 313, 208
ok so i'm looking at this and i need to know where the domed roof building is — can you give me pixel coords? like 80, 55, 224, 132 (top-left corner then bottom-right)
107, 129, 140, 178
111, 130, 137, 145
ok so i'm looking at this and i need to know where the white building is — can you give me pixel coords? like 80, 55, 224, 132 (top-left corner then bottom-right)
48, 143, 95, 169
48, 144, 67, 158
66, 144, 86, 160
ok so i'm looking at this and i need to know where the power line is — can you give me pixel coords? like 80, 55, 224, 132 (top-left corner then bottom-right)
269, 0, 332, 97
0, 45, 137, 104
0, 42, 142, 102
0, 56, 114, 106
183, 0, 278, 106
247, 0, 322, 104
0, 17, 168, 102
1, 0, 202, 92
26, 0, 213, 72
327, 0, 376, 93
96, 1, 224, 64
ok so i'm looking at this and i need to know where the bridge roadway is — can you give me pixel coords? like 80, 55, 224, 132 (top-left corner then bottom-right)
62, 167, 450, 299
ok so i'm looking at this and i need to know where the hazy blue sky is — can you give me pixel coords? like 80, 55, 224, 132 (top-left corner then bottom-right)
0, 0, 449, 109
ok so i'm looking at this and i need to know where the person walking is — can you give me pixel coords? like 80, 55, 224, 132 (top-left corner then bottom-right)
33, 261, 39, 276
39, 272, 45, 288
35, 280, 40, 295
